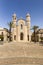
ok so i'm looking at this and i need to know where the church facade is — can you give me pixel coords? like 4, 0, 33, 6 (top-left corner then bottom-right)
11, 13, 31, 42
0, 13, 43, 42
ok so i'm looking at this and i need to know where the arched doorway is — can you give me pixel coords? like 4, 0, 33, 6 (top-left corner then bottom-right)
20, 33, 23, 40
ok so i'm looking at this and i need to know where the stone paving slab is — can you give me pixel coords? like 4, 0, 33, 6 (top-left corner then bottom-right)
0, 42, 43, 58
0, 42, 43, 65
0, 57, 43, 64
1, 64, 43, 65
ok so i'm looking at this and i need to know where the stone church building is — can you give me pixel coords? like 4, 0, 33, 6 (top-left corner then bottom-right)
11, 13, 31, 42
0, 13, 43, 42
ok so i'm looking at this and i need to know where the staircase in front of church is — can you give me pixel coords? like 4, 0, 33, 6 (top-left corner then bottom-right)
0, 42, 43, 65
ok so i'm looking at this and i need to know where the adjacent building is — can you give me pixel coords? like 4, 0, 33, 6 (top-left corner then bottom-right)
38, 29, 43, 42
0, 27, 8, 41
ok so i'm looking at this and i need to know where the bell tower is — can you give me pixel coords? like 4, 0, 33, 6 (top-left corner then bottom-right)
12, 13, 17, 28
12, 13, 17, 22
26, 13, 30, 21
12, 13, 17, 41
26, 13, 31, 42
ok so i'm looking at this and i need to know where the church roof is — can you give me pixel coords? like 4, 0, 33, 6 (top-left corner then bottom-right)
17, 18, 27, 26
17, 18, 25, 21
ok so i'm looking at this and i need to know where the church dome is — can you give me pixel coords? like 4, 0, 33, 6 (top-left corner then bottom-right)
13, 13, 16, 17
26, 13, 30, 17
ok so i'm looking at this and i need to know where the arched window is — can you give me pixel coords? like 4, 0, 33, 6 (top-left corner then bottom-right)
20, 33, 23, 40
21, 24, 23, 29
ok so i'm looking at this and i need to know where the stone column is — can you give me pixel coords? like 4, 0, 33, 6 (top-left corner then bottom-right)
24, 26, 27, 42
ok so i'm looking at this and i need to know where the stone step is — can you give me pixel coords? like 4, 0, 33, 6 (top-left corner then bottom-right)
0, 57, 43, 64
1, 64, 43, 65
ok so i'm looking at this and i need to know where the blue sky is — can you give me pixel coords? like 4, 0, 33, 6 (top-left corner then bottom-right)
0, 0, 43, 29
